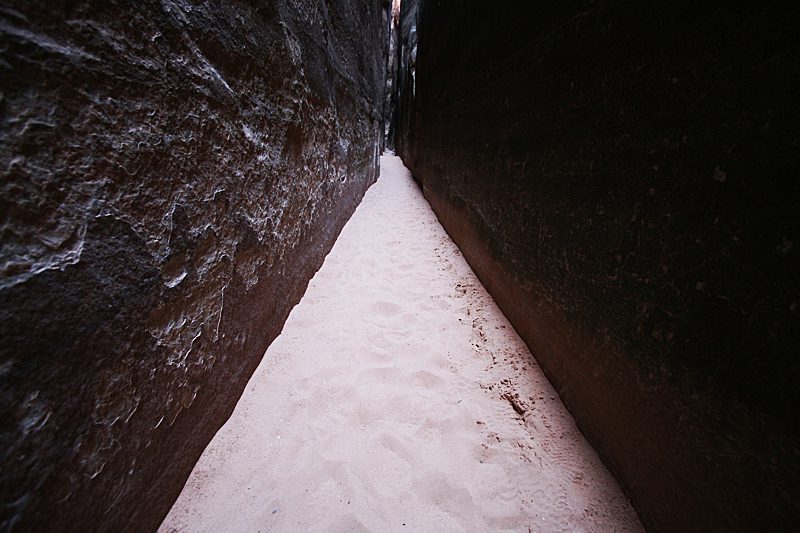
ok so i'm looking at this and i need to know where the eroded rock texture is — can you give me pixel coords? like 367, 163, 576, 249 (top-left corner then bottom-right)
0, 1, 389, 531
397, 1, 800, 531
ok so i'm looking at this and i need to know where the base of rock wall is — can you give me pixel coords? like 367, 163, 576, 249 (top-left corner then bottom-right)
420, 183, 798, 532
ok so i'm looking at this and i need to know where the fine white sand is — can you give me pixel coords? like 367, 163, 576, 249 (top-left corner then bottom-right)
160, 154, 644, 533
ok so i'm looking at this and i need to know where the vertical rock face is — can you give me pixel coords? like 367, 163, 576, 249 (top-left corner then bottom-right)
382, 0, 400, 150
397, 1, 799, 531
393, 0, 418, 158
0, 1, 389, 531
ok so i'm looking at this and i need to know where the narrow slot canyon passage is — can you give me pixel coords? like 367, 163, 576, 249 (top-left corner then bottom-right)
160, 155, 644, 533
2, 1, 798, 531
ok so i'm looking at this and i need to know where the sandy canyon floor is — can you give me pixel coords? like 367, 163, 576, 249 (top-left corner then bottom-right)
160, 154, 644, 533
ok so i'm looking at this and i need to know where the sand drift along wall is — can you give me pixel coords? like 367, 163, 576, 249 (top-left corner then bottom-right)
395, 1, 799, 531
0, 1, 390, 531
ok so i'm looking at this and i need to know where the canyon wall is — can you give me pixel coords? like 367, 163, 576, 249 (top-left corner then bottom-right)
396, 1, 799, 531
382, 1, 399, 150
393, 0, 417, 158
0, 1, 389, 531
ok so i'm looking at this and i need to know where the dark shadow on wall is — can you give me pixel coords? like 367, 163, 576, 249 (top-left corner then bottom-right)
395, 0, 800, 531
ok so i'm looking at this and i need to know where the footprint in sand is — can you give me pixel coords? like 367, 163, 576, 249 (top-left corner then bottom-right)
408, 369, 445, 390
383, 394, 425, 425
359, 366, 404, 384
328, 515, 370, 533
413, 473, 479, 523
366, 330, 392, 348
369, 301, 402, 317
377, 433, 417, 466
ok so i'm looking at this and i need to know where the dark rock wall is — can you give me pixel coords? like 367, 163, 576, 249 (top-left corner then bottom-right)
383, 0, 400, 149
393, 0, 418, 158
397, 1, 800, 531
0, 1, 389, 531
